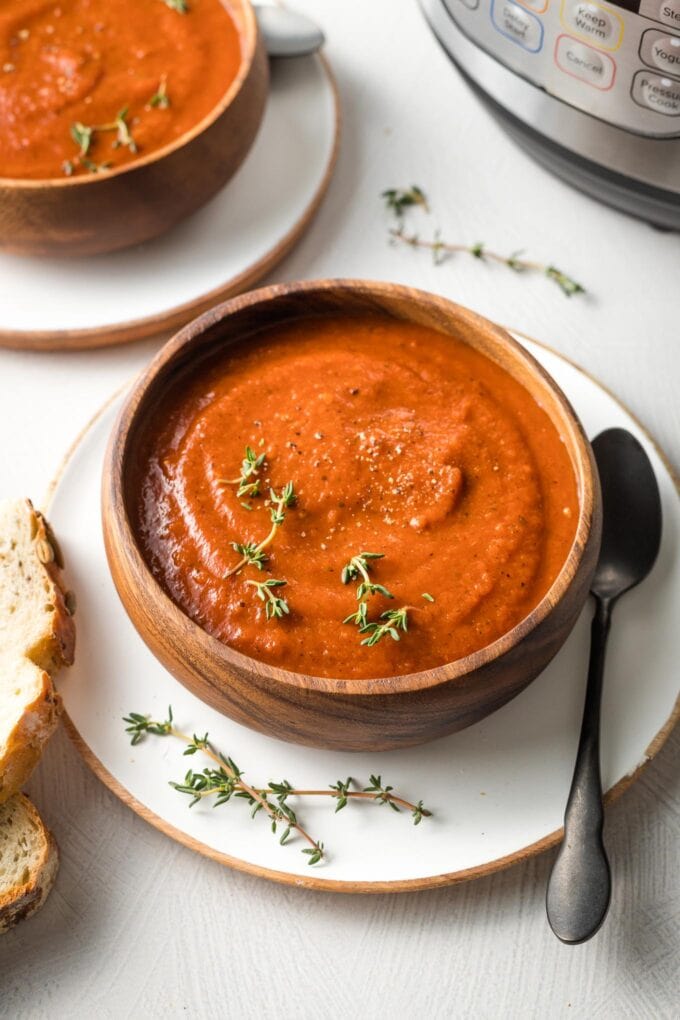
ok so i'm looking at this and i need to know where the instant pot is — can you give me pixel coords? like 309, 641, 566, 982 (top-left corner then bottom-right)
421, 0, 680, 227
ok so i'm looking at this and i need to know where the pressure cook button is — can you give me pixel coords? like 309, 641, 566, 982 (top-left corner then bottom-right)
492, 0, 544, 51
561, 1, 623, 49
632, 70, 680, 114
640, 29, 680, 73
555, 34, 616, 87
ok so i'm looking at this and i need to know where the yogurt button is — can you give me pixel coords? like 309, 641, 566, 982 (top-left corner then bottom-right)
651, 33, 680, 70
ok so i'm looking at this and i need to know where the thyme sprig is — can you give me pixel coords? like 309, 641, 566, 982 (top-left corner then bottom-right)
360, 606, 411, 646
340, 551, 394, 601
65, 108, 136, 176
220, 445, 266, 500
225, 482, 295, 578
246, 578, 290, 620
148, 74, 170, 109
123, 707, 431, 865
383, 186, 586, 298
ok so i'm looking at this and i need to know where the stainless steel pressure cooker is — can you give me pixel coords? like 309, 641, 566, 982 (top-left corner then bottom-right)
421, 0, 680, 227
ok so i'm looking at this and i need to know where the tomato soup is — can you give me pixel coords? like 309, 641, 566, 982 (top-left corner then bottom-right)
0, 0, 242, 180
132, 316, 579, 680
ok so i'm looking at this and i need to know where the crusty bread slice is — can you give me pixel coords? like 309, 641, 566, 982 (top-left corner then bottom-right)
0, 499, 75, 804
0, 793, 59, 934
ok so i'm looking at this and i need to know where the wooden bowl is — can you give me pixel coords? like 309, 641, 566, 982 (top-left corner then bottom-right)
102, 280, 602, 752
0, 1, 268, 258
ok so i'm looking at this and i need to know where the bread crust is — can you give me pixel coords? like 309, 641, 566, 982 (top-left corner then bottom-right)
0, 500, 75, 803
0, 794, 59, 934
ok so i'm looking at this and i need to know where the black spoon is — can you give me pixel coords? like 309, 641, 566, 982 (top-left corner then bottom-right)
546, 427, 662, 945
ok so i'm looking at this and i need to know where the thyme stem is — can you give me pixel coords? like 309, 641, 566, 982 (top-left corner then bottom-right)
383, 186, 586, 297
123, 708, 432, 864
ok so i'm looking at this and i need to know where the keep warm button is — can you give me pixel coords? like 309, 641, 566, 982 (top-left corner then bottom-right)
632, 71, 680, 115
555, 35, 616, 89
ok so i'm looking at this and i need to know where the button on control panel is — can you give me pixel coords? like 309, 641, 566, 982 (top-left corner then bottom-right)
639, 0, 680, 30
438, 0, 680, 135
639, 27, 680, 71
560, 0, 624, 49
631, 69, 680, 112
491, 0, 544, 50
555, 33, 616, 86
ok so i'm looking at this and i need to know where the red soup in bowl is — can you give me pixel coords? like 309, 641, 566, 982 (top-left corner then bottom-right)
104, 281, 600, 750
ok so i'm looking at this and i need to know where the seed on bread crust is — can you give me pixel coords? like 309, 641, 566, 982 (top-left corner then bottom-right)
36, 539, 54, 564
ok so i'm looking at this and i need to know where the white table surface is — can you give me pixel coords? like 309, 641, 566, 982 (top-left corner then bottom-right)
0, 1, 678, 1016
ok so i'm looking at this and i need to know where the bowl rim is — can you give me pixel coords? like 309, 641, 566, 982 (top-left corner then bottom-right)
105, 278, 598, 698
0, 0, 260, 190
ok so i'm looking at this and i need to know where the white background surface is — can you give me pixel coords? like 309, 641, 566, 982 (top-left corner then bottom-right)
0, 0, 678, 1016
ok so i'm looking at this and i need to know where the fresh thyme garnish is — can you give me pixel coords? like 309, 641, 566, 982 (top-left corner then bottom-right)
148, 74, 170, 109
343, 601, 368, 628
230, 541, 267, 571
340, 553, 416, 646
80, 157, 113, 174
360, 606, 410, 646
225, 482, 296, 579
421, 592, 435, 603
246, 578, 290, 620
340, 551, 394, 601
381, 185, 429, 217
65, 108, 136, 176
220, 445, 266, 499
109, 107, 137, 153
161, 0, 189, 11
123, 707, 431, 865
70, 122, 93, 157
383, 186, 586, 298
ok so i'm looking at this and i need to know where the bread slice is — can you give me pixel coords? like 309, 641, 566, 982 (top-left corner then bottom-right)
0, 499, 75, 804
0, 793, 59, 934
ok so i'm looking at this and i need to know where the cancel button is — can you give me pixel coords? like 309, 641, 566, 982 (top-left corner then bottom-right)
632, 70, 680, 115
555, 35, 615, 88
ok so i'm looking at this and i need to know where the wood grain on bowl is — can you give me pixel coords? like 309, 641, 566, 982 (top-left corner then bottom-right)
0, 0, 268, 257
102, 280, 602, 752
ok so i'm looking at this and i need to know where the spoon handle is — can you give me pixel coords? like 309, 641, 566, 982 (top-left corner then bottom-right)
546, 597, 613, 944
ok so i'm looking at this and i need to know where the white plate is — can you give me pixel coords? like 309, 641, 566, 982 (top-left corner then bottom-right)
0, 55, 338, 349
48, 339, 680, 891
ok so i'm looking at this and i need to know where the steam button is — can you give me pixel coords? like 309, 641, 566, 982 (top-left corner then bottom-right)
657, 0, 680, 29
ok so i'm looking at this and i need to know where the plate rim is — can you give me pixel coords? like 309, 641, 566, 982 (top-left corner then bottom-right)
46, 333, 680, 893
0, 55, 341, 353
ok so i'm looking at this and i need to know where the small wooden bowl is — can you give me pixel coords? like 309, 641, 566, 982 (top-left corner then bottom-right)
0, 1, 268, 258
103, 280, 602, 752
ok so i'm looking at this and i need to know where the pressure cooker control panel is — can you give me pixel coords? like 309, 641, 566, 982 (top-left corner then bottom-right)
441, 0, 680, 135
